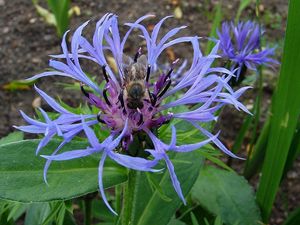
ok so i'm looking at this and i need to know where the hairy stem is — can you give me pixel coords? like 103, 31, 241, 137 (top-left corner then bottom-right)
114, 184, 122, 224
121, 169, 138, 225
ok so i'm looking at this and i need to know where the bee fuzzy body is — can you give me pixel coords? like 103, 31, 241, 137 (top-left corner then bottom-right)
123, 54, 149, 110
126, 81, 145, 109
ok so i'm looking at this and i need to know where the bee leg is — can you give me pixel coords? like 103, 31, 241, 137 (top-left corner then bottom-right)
136, 109, 144, 126
137, 101, 144, 109
80, 83, 99, 106
162, 118, 171, 125
103, 89, 111, 106
97, 113, 106, 124
80, 83, 102, 106
118, 90, 125, 108
157, 79, 172, 98
165, 68, 173, 82
134, 47, 142, 62
80, 83, 90, 98
148, 89, 157, 106
118, 90, 127, 114
146, 65, 151, 83
137, 114, 143, 126
165, 58, 179, 82
102, 65, 109, 83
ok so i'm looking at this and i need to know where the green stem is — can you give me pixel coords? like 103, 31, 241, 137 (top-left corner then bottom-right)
248, 67, 263, 156
114, 184, 124, 225
116, 185, 122, 214
121, 169, 138, 225
228, 68, 262, 167
248, 4, 263, 159
243, 117, 270, 179
227, 114, 253, 166
232, 115, 253, 155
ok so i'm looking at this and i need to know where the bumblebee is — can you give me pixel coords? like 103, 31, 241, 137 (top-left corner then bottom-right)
122, 54, 149, 110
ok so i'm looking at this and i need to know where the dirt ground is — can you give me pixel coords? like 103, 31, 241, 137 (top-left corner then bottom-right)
0, 0, 297, 224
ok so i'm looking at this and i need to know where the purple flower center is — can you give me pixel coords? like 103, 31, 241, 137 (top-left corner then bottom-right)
81, 52, 175, 149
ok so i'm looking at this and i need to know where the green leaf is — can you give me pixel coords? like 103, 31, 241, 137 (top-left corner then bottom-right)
214, 216, 223, 225
41, 202, 64, 225
204, 218, 210, 225
0, 211, 15, 225
7, 202, 28, 221
256, 0, 300, 222
191, 166, 261, 225
146, 172, 172, 202
235, 0, 252, 23
282, 120, 300, 178
127, 151, 204, 225
206, 1, 222, 54
68, 6, 80, 18
283, 207, 300, 225
168, 218, 187, 225
47, 0, 70, 37
198, 146, 233, 172
33, 4, 56, 26
92, 199, 115, 222
56, 202, 67, 225
190, 212, 200, 225
0, 132, 24, 146
25, 203, 51, 225
3, 79, 35, 91
0, 140, 127, 202
63, 211, 78, 225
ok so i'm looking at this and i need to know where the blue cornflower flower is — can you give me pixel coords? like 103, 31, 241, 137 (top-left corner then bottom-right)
16, 14, 250, 214
217, 21, 278, 79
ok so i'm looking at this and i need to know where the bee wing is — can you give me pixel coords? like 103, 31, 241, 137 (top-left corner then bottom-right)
122, 54, 148, 82
137, 54, 148, 68
134, 54, 148, 80
122, 54, 134, 67
122, 54, 134, 83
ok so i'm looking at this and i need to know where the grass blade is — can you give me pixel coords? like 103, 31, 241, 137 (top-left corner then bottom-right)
235, 0, 252, 23
282, 120, 300, 177
205, 1, 222, 55
283, 207, 300, 225
47, 0, 70, 37
256, 0, 300, 222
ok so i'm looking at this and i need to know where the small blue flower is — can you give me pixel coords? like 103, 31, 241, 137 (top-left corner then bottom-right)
17, 14, 250, 214
217, 21, 278, 79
